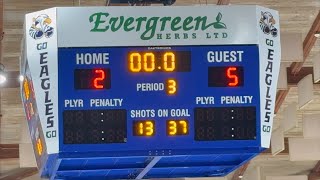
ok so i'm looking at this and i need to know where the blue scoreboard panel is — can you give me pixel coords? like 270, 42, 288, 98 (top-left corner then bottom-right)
22, 6, 281, 179
59, 45, 260, 153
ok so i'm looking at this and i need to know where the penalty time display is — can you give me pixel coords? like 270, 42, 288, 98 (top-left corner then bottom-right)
21, 6, 281, 179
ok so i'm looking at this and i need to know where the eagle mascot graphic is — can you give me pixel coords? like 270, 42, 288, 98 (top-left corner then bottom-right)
259, 11, 278, 37
29, 14, 54, 39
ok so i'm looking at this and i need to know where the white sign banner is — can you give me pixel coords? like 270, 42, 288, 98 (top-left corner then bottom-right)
25, 8, 59, 154
256, 6, 281, 148
57, 6, 259, 47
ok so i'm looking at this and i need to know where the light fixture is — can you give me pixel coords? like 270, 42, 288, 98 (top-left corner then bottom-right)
0, 63, 6, 84
238, 175, 243, 179
19, 75, 24, 82
315, 32, 320, 38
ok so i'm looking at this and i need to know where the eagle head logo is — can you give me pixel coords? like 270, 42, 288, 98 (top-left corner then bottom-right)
29, 14, 54, 40
259, 11, 278, 37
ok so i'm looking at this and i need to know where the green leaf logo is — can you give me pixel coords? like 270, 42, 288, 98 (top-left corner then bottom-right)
214, 12, 227, 29
216, 12, 222, 22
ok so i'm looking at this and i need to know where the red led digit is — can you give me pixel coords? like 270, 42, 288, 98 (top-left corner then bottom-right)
93, 69, 105, 89
227, 67, 239, 86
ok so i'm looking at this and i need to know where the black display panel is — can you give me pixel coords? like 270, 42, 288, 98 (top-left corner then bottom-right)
63, 110, 127, 144
128, 51, 191, 72
208, 66, 244, 87
194, 107, 256, 141
74, 69, 111, 90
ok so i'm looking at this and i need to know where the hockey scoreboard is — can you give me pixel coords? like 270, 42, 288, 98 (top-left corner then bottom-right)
21, 6, 280, 179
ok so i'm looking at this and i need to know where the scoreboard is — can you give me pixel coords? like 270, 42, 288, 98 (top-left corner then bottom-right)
60, 45, 259, 148
21, 6, 281, 179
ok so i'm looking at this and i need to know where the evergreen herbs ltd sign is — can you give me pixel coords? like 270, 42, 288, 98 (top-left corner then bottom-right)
89, 12, 228, 40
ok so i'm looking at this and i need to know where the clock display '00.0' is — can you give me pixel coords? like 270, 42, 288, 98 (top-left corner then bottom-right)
129, 52, 175, 72
128, 51, 191, 73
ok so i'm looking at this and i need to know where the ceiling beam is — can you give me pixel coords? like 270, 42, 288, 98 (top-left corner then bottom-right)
0, 144, 19, 159
275, 11, 320, 113
231, 162, 250, 180
217, 0, 230, 5
0, 168, 38, 180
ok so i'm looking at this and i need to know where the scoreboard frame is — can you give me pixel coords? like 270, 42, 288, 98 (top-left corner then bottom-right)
21, 5, 281, 179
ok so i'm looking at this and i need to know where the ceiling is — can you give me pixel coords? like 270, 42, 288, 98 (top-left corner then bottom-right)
0, 0, 320, 180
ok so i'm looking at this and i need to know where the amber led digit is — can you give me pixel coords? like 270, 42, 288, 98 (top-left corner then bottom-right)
166, 120, 189, 136
133, 120, 155, 136
163, 52, 175, 71
143, 53, 155, 72
129, 53, 142, 72
166, 79, 177, 95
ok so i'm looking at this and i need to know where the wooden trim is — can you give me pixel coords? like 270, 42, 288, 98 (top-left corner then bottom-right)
307, 154, 320, 179
313, 161, 320, 172
0, 144, 19, 159
0, 144, 19, 148
231, 162, 250, 180
308, 172, 320, 180
291, 11, 320, 74
275, 11, 320, 113
217, 0, 230, 5
275, 90, 289, 113
287, 67, 314, 86
0, 168, 38, 180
